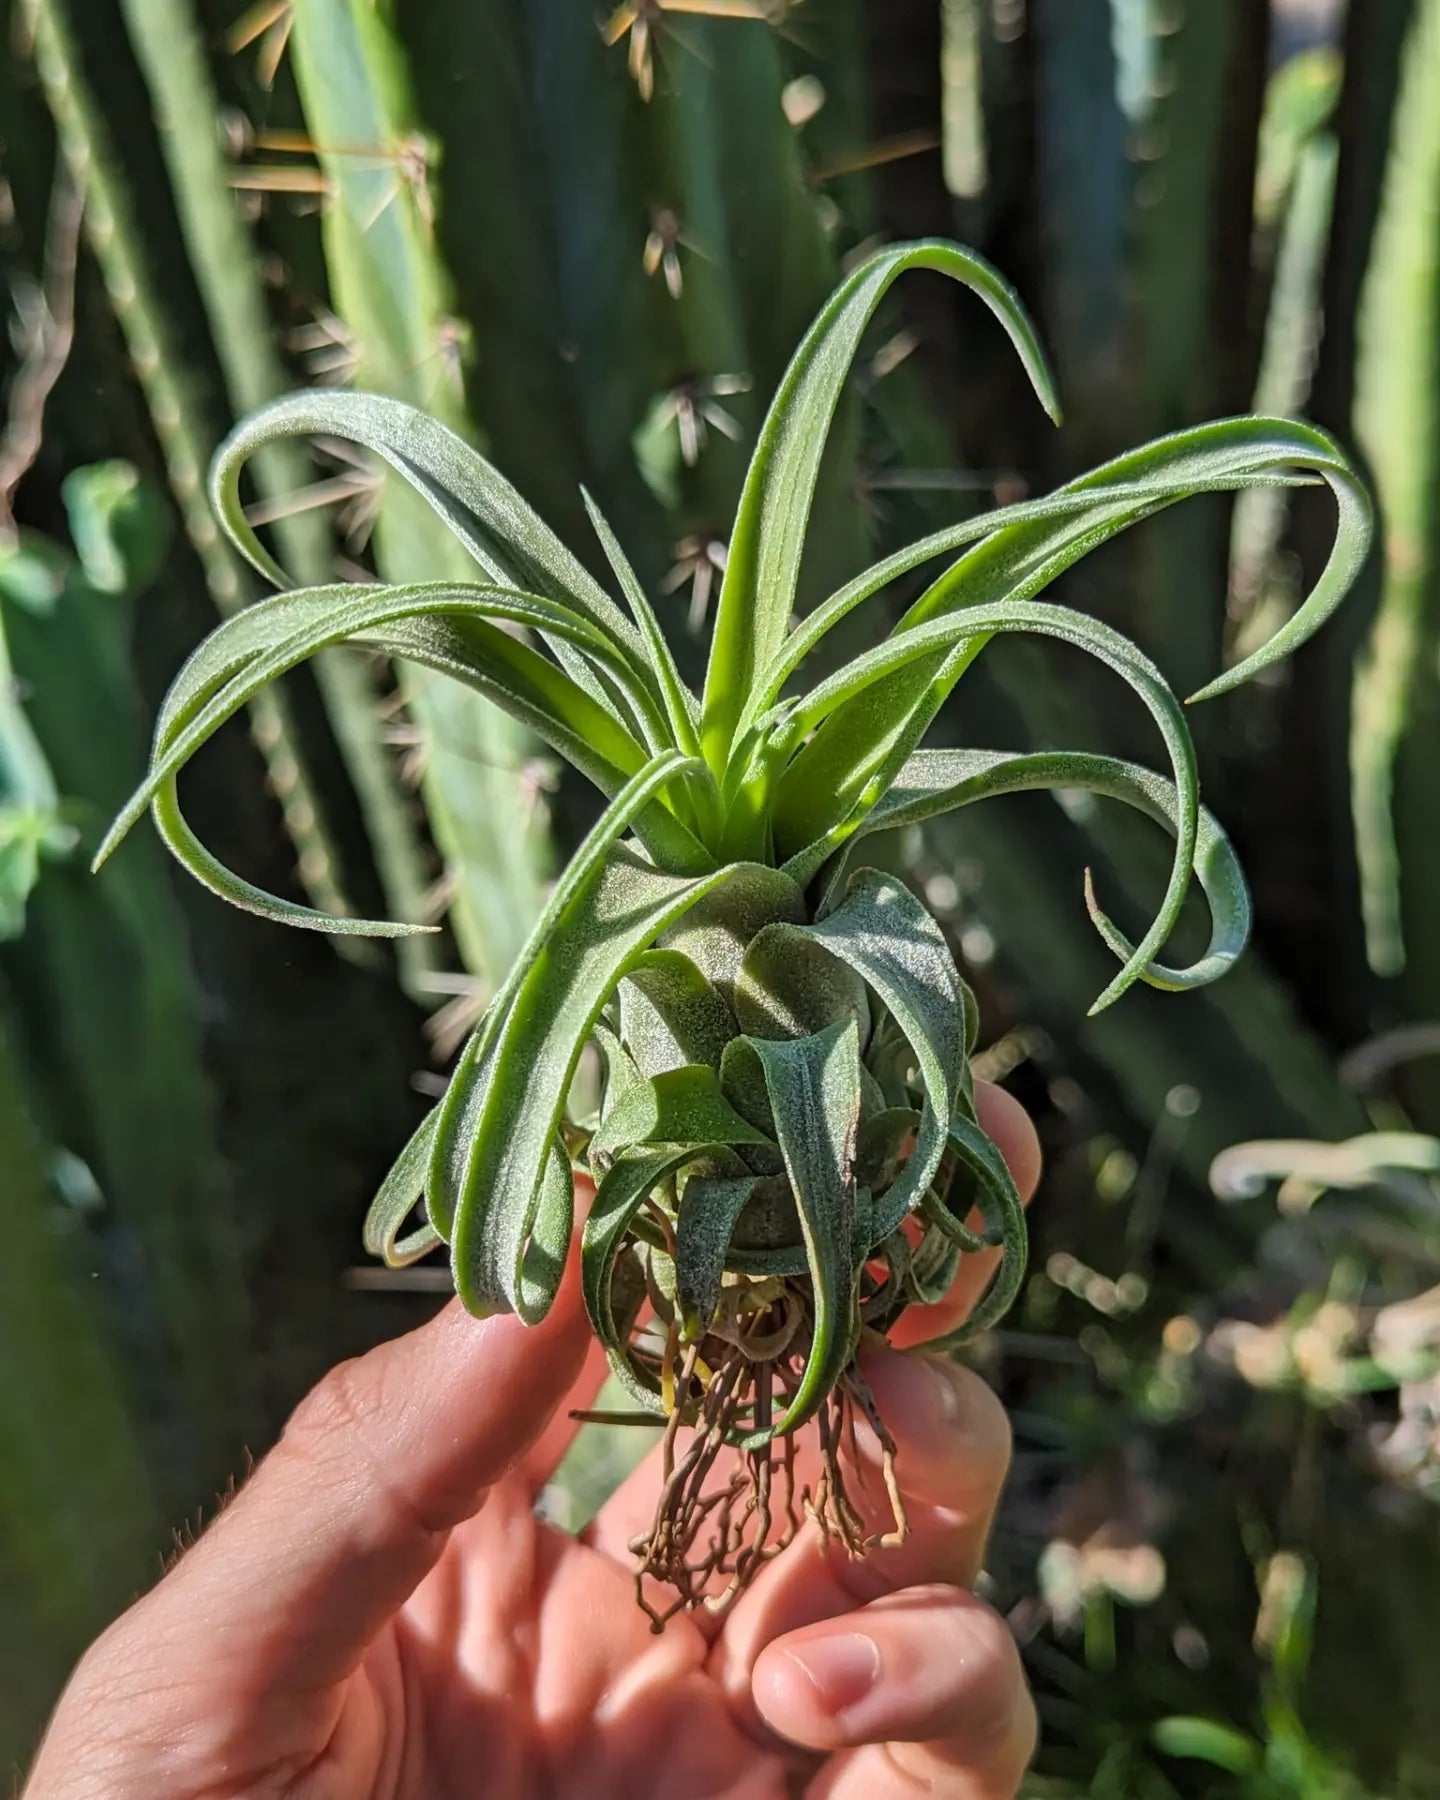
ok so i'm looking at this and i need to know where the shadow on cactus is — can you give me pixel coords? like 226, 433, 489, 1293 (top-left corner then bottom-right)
97, 240, 1370, 1625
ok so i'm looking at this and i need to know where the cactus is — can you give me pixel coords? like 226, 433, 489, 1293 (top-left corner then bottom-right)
1350, 0, 1440, 998
283, 0, 550, 994
1228, 125, 1339, 659
1, 465, 258, 1483
0, 1003, 163, 1756
118, 0, 441, 983
1128, 0, 1256, 697
1032, 0, 1129, 414
636, 10, 867, 618
0, 582, 70, 938
941, 0, 989, 204
20, 0, 356, 923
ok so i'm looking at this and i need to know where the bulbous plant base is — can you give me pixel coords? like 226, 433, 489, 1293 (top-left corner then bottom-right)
590, 1270, 909, 1632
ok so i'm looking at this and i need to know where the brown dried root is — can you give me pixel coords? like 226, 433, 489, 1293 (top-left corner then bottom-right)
625, 1279, 909, 1631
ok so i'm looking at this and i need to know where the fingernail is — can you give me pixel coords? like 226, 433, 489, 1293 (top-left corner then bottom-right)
785, 1633, 882, 1716
921, 1355, 964, 1423
863, 1347, 965, 1434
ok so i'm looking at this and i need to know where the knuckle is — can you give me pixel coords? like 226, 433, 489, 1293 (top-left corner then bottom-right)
281, 1353, 376, 1467
275, 1353, 446, 1542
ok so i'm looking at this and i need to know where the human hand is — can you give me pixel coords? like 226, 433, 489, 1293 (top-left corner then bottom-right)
23, 1082, 1041, 1800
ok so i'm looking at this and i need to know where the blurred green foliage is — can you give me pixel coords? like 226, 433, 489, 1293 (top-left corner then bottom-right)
1, 0, 1438, 1787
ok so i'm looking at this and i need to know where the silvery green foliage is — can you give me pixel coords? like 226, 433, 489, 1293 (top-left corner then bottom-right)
102, 241, 1370, 1440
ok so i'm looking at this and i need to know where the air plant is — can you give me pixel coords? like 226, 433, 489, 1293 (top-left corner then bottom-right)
97, 240, 1369, 1624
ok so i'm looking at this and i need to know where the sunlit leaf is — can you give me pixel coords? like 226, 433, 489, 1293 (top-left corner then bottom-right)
925, 1115, 1028, 1339
581, 1146, 706, 1406
362, 1107, 443, 1267
675, 1173, 761, 1335
589, 1064, 773, 1166
701, 239, 1059, 773
860, 747, 1251, 990
772, 599, 1199, 1012
212, 390, 656, 707
749, 1017, 863, 1439
619, 949, 738, 1074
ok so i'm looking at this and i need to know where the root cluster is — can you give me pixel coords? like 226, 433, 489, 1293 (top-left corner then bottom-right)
583, 1278, 910, 1631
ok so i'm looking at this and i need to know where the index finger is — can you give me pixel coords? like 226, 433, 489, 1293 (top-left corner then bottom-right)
102, 1272, 589, 1701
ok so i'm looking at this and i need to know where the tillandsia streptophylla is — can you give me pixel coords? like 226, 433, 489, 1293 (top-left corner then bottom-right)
99, 241, 1371, 1625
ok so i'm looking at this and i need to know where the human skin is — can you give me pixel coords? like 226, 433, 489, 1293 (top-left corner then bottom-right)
23, 1082, 1041, 1800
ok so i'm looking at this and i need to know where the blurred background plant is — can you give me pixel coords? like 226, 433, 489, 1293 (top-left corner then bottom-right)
1, 0, 1438, 1788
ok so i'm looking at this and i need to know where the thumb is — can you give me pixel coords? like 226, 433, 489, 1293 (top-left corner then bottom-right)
128, 1265, 589, 1699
